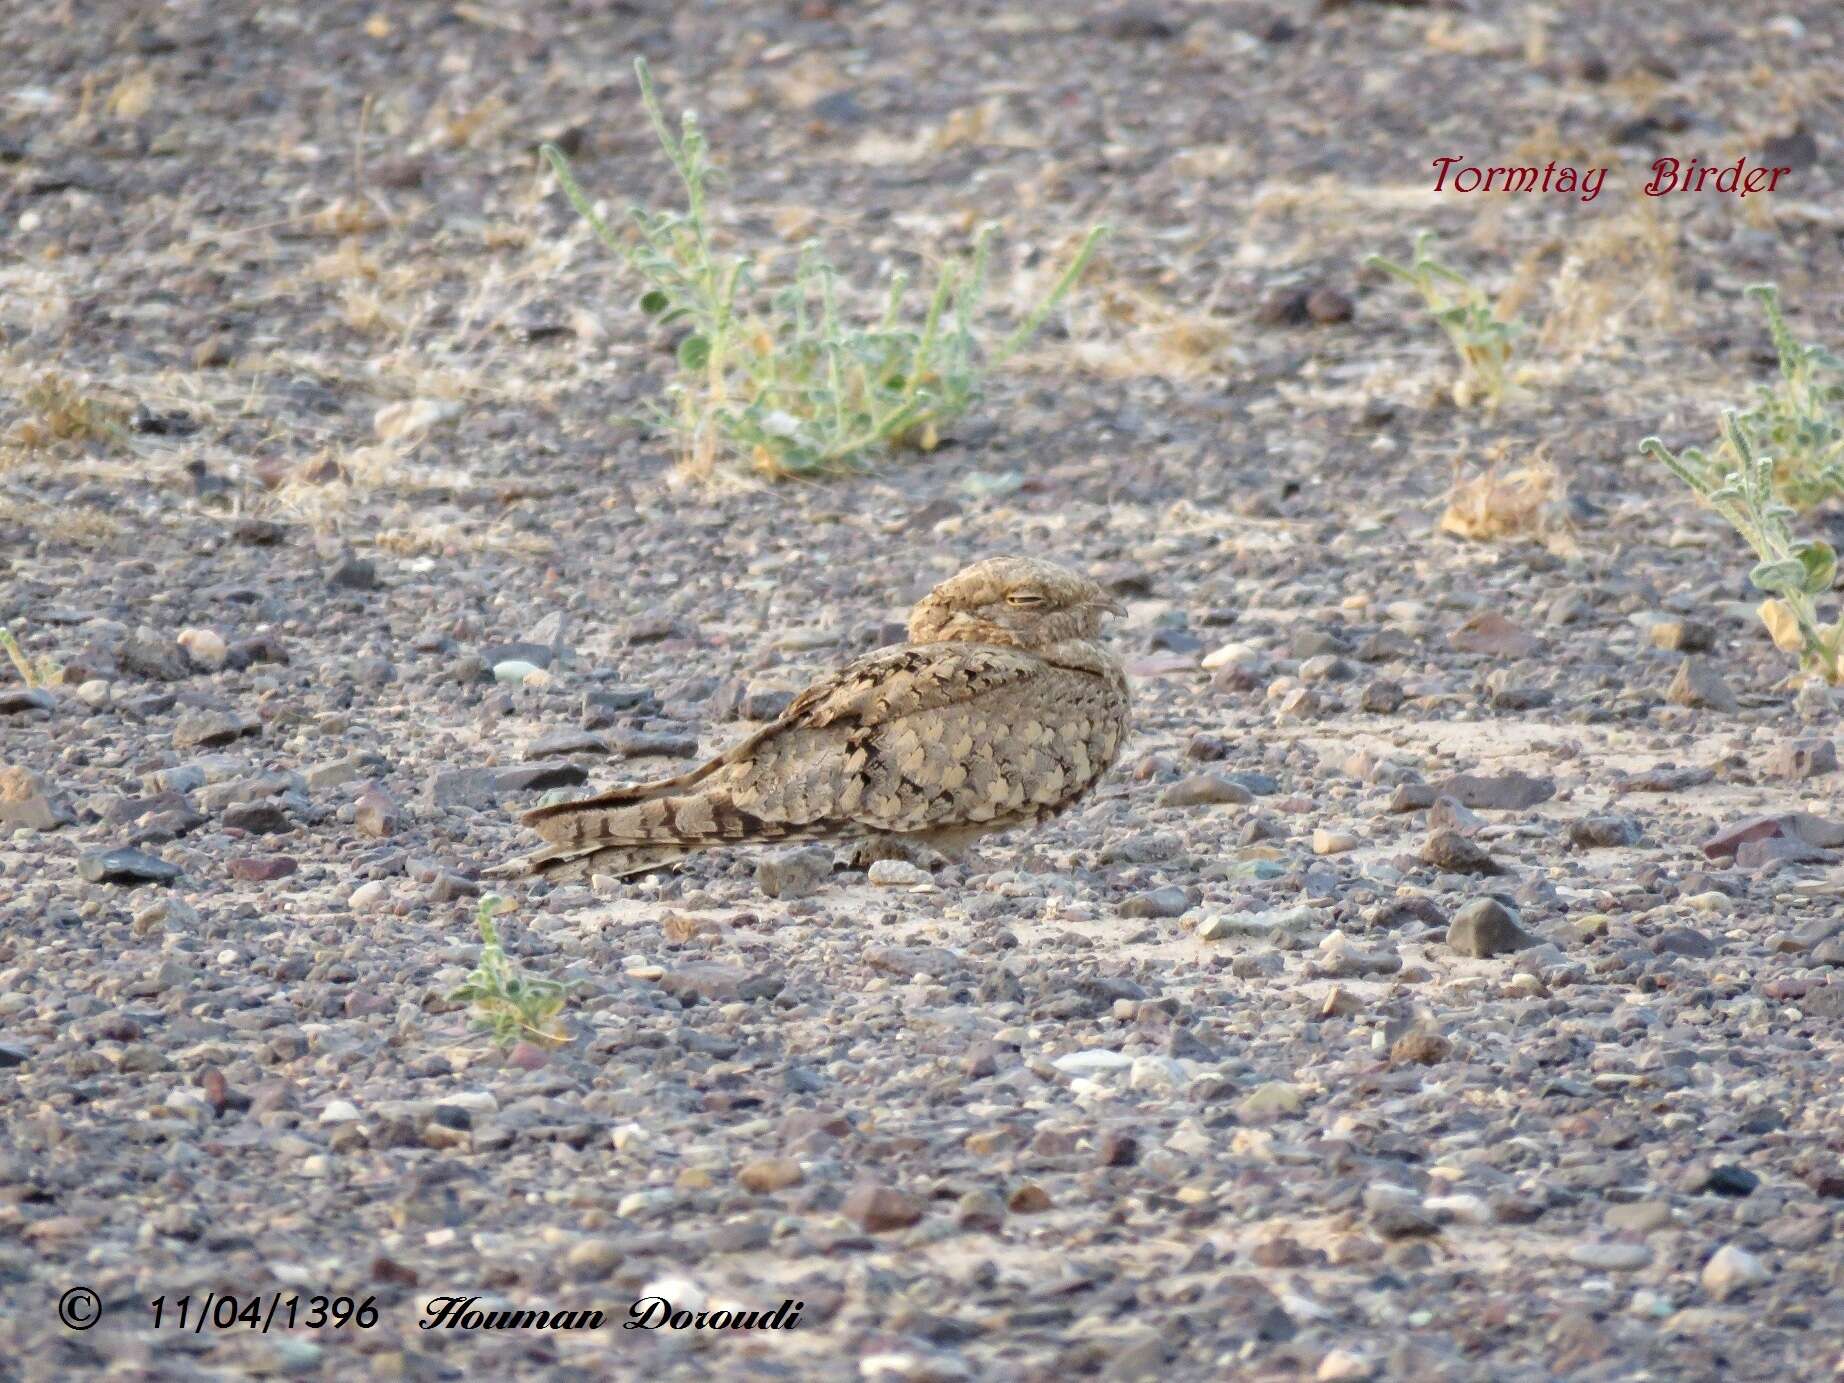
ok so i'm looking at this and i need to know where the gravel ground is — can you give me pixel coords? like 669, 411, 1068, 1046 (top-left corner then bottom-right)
4, 1, 1844, 1379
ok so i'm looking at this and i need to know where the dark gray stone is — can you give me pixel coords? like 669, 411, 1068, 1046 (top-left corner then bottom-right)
525, 731, 609, 759
1360, 678, 1405, 714
78, 847, 181, 886
494, 763, 588, 794
1119, 886, 1195, 919
328, 552, 379, 589
1570, 814, 1642, 849
756, 847, 832, 900
1435, 772, 1554, 810
1447, 898, 1538, 957
222, 800, 291, 834
1766, 739, 1838, 781
0, 688, 56, 715
425, 769, 500, 810
1652, 927, 1716, 959
1421, 830, 1502, 875
173, 710, 260, 749
1667, 656, 1740, 713
1160, 773, 1254, 808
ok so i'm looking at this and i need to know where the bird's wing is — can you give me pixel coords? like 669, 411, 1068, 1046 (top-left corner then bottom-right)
723, 642, 1123, 835
522, 641, 1098, 848
518, 643, 1030, 835
773, 641, 1048, 731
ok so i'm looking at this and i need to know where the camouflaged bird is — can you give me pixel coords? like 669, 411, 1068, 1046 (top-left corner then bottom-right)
503, 556, 1130, 882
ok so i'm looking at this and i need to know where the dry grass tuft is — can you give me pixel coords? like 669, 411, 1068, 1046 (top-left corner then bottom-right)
1439, 455, 1573, 552
4, 373, 129, 454
376, 519, 556, 559
1537, 201, 1681, 359
0, 492, 124, 549
1036, 257, 1233, 381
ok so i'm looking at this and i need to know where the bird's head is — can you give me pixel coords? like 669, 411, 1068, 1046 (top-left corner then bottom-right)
906, 556, 1126, 650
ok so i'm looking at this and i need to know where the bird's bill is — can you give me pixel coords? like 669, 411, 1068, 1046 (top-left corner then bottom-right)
1091, 596, 1127, 617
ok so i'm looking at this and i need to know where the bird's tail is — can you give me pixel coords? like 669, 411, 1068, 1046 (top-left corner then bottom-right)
488, 840, 701, 883
498, 778, 836, 882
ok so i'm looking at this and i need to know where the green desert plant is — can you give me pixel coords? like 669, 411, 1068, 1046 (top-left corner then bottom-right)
1730, 283, 1844, 510
543, 57, 1106, 480
1366, 231, 1520, 409
0, 624, 52, 688
1642, 410, 1844, 685
448, 895, 572, 1048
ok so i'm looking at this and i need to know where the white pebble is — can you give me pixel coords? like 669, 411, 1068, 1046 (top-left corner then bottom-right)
1701, 1244, 1769, 1300
862, 1353, 961, 1381
1128, 1055, 1186, 1091
611, 1123, 651, 1152
1569, 1241, 1653, 1271
1230, 1127, 1275, 1159
617, 1189, 674, 1219
1166, 1120, 1214, 1156
1052, 1050, 1133, 1076
348, 880, 389, 909
373, 397, 461, 441
1627, 1288, 1674, 1318
1201, 641, 1257, 669
1424, 1193, 1491, 1226
1317, 1348, 1373, 1382
867, 859, 930, 887
164, 1090, 211, 1121
177, 627, 228, 668
1238, 1082, 1303, 1119
492, 659, 542, 684
637, 1276, 705, 1313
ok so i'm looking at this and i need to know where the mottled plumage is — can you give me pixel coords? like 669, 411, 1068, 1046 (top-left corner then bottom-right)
501, 557, 1130, 882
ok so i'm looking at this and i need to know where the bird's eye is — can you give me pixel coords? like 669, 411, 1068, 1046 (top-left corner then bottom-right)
1006, 591, 1048, 608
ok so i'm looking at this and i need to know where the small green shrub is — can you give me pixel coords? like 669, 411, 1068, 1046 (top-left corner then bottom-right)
1642, 410, 1844, 685
1366, 231, 1520, 409
543, 58, 1106, 480
1731, 284, 1844, 510
448, 895, 572, 1048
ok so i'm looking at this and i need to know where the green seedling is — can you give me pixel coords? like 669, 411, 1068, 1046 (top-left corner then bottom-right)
0, 625, 52, 688
1642, 410, 1844, 685
448, 895, 572, 1048
1366, 230, 1520, 409
543, 57, 1106, 479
